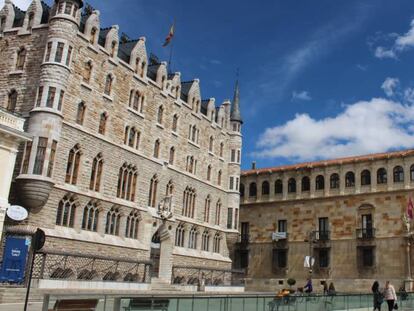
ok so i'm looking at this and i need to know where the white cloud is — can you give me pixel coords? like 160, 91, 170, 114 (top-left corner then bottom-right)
374, 19, 414, 59
254, 97, 414, 162
0, 0, 32, 10
292, 90, 312, 101
381, 77, 399, 97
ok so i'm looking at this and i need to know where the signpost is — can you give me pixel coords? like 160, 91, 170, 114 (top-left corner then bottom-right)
0, 237, 29, 283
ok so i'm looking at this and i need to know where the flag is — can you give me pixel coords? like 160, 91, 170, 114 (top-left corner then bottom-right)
162, 23, 175, 47
408, 197, 414, 219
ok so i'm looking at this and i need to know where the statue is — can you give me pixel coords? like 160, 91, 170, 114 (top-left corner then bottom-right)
403, 214, 411, 233
157, 196, 173, 221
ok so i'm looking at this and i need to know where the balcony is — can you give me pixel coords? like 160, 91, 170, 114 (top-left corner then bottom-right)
356, 228, 376, 240
0, 106, 25, 131
314, 231, 330, 241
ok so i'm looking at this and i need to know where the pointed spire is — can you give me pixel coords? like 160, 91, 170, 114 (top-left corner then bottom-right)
230, 76, 243, 124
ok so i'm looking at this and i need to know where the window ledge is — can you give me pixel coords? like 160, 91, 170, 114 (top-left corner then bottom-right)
208, 151, 214, 156
87, 44, 99, 54
133, 73, 148, 85
81, 82, 93, 91
174, 100, 182, 107
127, 107, 145, 119
191, 112, 202, 119
156, 123, 164, 130
187, 140, 200, 149
160, 91, 168, 98
171, 131, 179, 137
9, 70, 24, 76
103, 94, 113, 102
219, 157, 225, 162
108, 58, 118, 66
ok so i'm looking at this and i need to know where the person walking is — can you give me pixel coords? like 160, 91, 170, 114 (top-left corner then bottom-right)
328, 282, 336, 296
372, 281, 383, 311
383, 281, 397, 311
323, 282, 328, 295
304, 278, 313, 294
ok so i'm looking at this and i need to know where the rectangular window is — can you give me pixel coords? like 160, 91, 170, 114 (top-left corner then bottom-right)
229, 177, 234, 190
231, 149, 236, 162
318, 217, 329, 240
278, 219, 287, 233
47, 140, 57, 177
272, 249, 287, 270
46, 87, 56, 108
66, 46, 72, 66
36, 86, 43, 107
241, 222, 249, 242
227, 208, 233, 229
236, 177, 239, 191
45, 42, 52, 62
57, 90, 64, 111
238, 250, 249, 269
21, 141, 32, 174
33, 137, 48, 175
55, 42, 64, 63
237, 150, 241, 163
64, 2, 72, 14
362, 247, 374, 267
362, 214, 373, 238
319, 248, 330, 268
234, 209, 238, 230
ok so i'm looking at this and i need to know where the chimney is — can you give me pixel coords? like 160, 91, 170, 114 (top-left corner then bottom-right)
251, 161, 256, 170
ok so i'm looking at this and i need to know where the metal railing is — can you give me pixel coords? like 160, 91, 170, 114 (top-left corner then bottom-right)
314, 231, 330, 241
0, 106, 25, 130
171, 265, 245, 286
356, 228, 376, 239
32, 250, 152, 283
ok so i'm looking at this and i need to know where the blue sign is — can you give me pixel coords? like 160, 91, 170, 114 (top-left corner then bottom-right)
0, 237, 29, 283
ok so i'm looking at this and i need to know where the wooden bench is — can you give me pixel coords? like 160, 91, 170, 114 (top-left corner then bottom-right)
49, 299, 99, 311
123, 298, 169, 311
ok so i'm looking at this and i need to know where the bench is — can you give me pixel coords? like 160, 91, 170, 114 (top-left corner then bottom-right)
123, 298, 169, 311
49, 299, 99, 311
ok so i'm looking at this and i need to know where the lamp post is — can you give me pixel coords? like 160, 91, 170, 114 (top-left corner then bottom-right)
403, 215, 413, 290
304, 230, 315, 276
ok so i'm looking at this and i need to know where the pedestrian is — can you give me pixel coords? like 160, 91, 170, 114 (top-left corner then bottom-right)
323, 281, 328, 295
372, 281, 383, 311
328, 282, 336, 296
304, 278, 313, 294
383, 281, 397, 311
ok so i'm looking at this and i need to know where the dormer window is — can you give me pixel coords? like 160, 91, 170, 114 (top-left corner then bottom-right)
135, 58, 140, 74
90, 27, 97, 44
27, 13, 34, 31
111, 41, 117, 58
141, 62, 146, 78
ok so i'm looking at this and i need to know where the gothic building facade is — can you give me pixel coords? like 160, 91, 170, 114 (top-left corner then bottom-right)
0, 0, 242, 285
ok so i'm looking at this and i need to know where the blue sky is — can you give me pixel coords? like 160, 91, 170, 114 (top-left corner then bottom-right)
6, 0, 414, 170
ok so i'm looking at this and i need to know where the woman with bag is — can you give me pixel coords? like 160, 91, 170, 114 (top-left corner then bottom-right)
372, 281, 383, 311
383, 281, 397, 311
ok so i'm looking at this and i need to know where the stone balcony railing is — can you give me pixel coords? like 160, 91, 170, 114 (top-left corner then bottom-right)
0, 107, 25, 131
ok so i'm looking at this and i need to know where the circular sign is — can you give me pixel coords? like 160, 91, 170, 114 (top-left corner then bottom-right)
6, 205, 28, 221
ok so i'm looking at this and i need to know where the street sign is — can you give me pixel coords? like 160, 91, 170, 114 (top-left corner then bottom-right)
6, 205, 28, 221
272, 232, 287, 241
0, 237, 29, 283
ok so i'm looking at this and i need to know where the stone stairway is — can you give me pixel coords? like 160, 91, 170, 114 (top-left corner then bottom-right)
0, 287, 44, 304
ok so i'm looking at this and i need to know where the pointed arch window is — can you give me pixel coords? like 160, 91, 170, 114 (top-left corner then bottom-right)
117, 163, 138, 201
215, 200, 221, 225
105, 207, 121, 236
393, 166, 404, 183
157, 106, 164, 125
148, 175, 159, 208
56, 195, 76, 228
262, 181, 270, 195
201, 230, 210, 251
207, 165, 212, 181
249, 182, 257, 197
7, 90, 17, 112
166, 180, 174, 197
345, 172, 355, 187
213, 233, 221, 253
16, 47, 26, 70
83, 61, 93, 83
65, 144, 81, 185
326, 174, 338, 190
141, 61, 146, 78
219, 142, 224, 158
89, 153, 103, 192
204, 195, 211, 223
110, 41, 117, 58
217, 170, 222, 186
315, 175, 325, 190
125, 211, 140, 239
182, 187, 196, 218
209, 136, 214, 153
90, 27, 97, 44
361, 170, 371, 186
172, 114, 178, 132
377, 168, 387, 184
169, 147, 175, 165
175, 224, 185, 247
98, 112, 108, 135
188, 226, 198, 249
81, 201, 99, 232
153, 139, 160, 158
288, 178, 296, 193
135, 57, 141, 74
76, 102, 86, 125
104, 74, 113, 96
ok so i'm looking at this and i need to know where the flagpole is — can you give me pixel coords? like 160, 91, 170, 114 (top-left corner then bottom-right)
168, 37, 174, 74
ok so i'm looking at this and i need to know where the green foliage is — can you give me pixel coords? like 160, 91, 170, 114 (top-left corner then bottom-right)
287, 278, 296, 287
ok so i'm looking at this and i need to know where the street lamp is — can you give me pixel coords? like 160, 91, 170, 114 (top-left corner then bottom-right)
304, 230, 315, 276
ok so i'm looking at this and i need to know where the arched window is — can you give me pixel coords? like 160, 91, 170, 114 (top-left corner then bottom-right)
330, 173, 340, 189
288, 178, 296, 193
377, 168, 387, 184
345, 172, 355, 187
207, 165, 212, 181
116, 163, 138, 201
157, 106, 164, 124
302, 176, 310, 192
98, 112, 107, 135
172, 114, 178, 132
219, 142, 224, 157
275, 179, 283, 194
262, 181, 270, 195
175, 224, 185, 247
65, 144, 81, 185
16, 47, 26, 70
169, 147, 175, 165
125, 211, 140, 239
217, 170, 222, 186
81, 201, 99, 232
411, 165, 414, 181
128, 127, 136, 148
165, 180, 174, 200
56, 195, 76, 228
7, 90, 17, 112
315, 175, 325, 190
361, 170, 371, 186
188, 226, 198, 249
201, 230, 210, 251
215, 200, 221, 225
182, 187, 196, 218
153, 139, 160, 158
90, 27, 97, 44
249, 182, 257, 197
204, 196, 211, 222
209, 136, 214, 152
105, 207, 120, 236
110, 41, 117, 58
89, 153, 103, 192
148, 175, 158, 208
141, 61, 146, 78
240, 183, 245, 197
213, 233, 221, 253
393, 166, 404, 183
83, 61, 92, 83
76, 102, 86, 125
104, 74, 113, 96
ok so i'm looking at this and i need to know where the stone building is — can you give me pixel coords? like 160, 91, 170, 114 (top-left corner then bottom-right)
238, 150, 414, 292
0, 0, 242, 288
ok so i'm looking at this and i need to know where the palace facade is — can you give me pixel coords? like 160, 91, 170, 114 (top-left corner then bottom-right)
238, 150, 414, 292
0, 0, 242, 287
